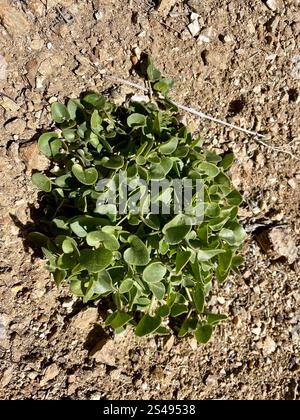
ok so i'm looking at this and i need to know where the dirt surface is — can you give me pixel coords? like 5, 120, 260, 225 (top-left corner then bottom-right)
0, 0, 299, 400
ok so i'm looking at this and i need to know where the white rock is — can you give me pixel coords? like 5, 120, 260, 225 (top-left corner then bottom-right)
252, 327, 261, 336
198, 27, 217, 43
188, 19, 200, 37
205, 375, 218, 387
0, 54, 8, 80
131, 94, 149, 103
266, 0, 280, 11
262, 336, 276, 356
94, 11, 103, 21
198, 34, 210, 43
190, 12, 199, 21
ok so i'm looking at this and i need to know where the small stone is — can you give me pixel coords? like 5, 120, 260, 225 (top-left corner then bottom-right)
19, 142, 49, 172
189, 338, 198, 350
94, 11, 103, 21
205, 375, 218, 387
0, 54, 8, 80
252, 327, 261, 336
269, 228, 298, 264
266, 0, 281, 11
91, 339, 116, 366
1, 367, 13, 387
11, 284, 24, 295
157, 0, 177, 16
30, 37, 44, 51
131, 94, 149, 103
190, 12, 199, 21
187, 0, 202, 13
181, 28, 191, 41
0, 96, 20, 112
224, 34, 234, 43
262, 336, 276, 356
247, 21, 256, 34
90, 392, 101, 400
72, 308, 98, 330
137, 30, 146, 38
27, 371, 38, 380
48, 96, 58, 104
130, 55, 139, 66
41, 363, 59, 384
164, 335, 175, 352
288, 178, 298, 190
28, 0, 45, 15
188, 19, 200, 37
198, 27, 217, 43
4, 118, 26, 136
217, 297, 225, 305
0, 1, 30, 37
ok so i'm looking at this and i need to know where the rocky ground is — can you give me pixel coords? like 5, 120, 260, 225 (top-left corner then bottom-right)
0, 0, 299, 400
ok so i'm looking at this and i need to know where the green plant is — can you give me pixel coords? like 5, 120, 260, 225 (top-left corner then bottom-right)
29, 58, 246, 343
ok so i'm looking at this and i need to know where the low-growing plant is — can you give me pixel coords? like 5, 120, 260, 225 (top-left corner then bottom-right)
29, 58, 246, 343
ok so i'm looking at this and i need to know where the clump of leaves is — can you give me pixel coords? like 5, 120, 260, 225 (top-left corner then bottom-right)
29, 58, 246, 343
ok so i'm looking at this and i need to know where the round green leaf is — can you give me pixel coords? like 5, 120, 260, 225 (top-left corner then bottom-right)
143, 262, 166, 284
57, 253, 78, 270
70, 280, 84, 296
149, 282, 165, 300
82, 92, 106, 109
158, 137, 178, 155
124, 235, 150, 266
195, 324, 213, 344
162, 215, 192, 245
31, 173, 52, 192
79, 247, 113, 272
119, 278, 134, 294
86, 231, 119, 251
135, 314, 161, 337
37, 132, 59, 157
221, 153, 235, 170
51, 102, 70, 123
106, 310, 133, 329
100, 156, 124, 169
72, 163, 98, 185
127, 113, 146, 128
93, 270, 114, 294
198, 162, 220, 178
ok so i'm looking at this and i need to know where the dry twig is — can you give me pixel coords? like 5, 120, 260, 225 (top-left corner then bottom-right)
102, 74, 297, 159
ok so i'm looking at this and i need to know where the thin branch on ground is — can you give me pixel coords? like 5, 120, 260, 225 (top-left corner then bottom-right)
102, 74, 263, 137
102, 74, 297, 159
103, 75, 148, 93
255, 138, 296, 159
171, 102, 265, 138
